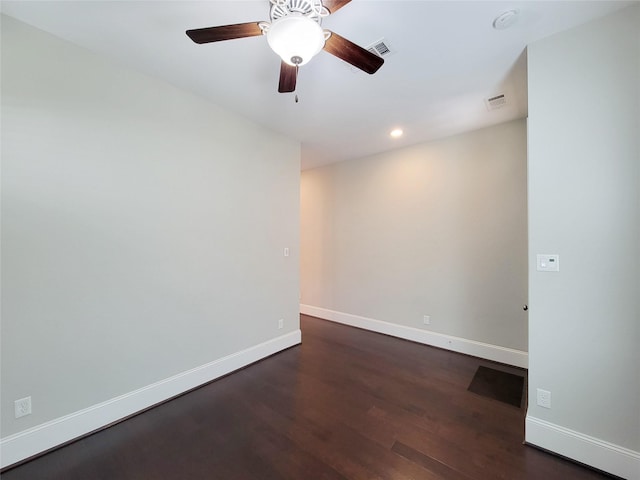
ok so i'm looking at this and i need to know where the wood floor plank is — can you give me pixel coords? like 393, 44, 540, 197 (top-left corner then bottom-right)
1, 315, 616, 480
392, 440, 475, 480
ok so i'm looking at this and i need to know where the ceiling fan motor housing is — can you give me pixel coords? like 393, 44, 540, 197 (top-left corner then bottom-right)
269, 0, 328, 21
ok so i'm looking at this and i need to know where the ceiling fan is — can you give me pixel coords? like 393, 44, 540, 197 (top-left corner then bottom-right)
186, 0, 384, 93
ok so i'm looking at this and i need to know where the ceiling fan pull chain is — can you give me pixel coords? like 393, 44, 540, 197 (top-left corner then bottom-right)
295, 64, 300, 103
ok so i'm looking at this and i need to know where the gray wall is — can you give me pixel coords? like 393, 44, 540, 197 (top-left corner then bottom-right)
527, 3, 639, 454
1, 16, 300, 438
301, 119, 528, 351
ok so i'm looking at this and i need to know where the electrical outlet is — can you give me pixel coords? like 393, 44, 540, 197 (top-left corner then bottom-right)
15, 396, 32, 418
423, 315, 430, 325
536, 388, 551, 409
278, 319, 284, 329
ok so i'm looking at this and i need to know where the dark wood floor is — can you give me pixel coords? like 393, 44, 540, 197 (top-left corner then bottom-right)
3, 315, 613, 480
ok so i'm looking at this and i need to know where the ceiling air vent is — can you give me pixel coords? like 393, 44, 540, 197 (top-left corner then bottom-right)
485, 94, 507, 111
367, 38, 393, 58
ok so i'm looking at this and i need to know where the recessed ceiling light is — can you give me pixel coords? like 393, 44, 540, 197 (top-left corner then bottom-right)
390, 128, 403, 138
493, 10, 519, 30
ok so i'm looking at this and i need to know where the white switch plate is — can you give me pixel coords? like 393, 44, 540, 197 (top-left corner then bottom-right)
283, 248, 290, 257
537, 254, 559, 272
423, 315, 430, 325
278, 319, 284, 329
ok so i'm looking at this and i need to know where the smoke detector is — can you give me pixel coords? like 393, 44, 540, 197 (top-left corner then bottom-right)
493, 10, 519, 30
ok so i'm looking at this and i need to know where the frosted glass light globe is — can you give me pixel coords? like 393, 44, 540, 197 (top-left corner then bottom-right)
267, 14, 325, 66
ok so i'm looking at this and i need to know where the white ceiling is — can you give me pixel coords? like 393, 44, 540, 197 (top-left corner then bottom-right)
1, 1, 635, 170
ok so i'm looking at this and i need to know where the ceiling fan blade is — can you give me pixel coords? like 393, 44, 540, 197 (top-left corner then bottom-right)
323, 31, 384, 74
278, 62, 297, 93
186, 22, 263, 44
322, 0, 352, 14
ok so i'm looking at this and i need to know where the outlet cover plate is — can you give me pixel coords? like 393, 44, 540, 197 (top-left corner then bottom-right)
15, 396, 32, 418
536, 388, 551, 409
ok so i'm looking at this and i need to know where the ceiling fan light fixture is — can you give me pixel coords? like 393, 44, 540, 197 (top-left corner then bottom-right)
266, 14, 326, 66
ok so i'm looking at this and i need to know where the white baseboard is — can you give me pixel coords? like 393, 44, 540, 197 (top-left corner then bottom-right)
300, 304, 528, 368
526, 416, 640, 479
0, 330, 301, 470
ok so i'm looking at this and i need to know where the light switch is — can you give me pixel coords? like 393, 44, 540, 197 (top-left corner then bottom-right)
537, 254, 559, 272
